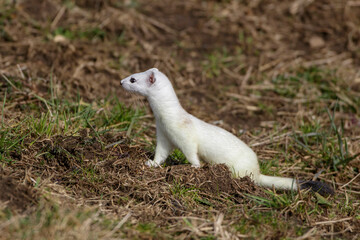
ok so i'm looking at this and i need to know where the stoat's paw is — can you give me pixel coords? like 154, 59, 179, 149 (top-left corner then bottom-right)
145, 160, 160, 167
191, 164, 201, 168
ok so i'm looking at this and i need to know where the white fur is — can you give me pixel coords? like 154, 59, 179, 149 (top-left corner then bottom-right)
121, 68, 297, 191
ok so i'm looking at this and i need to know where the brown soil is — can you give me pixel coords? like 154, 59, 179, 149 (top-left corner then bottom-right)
15, 132, 262, 221
0, 169, 38, 212
1, 0, 359, 129
0, 0, 359, 238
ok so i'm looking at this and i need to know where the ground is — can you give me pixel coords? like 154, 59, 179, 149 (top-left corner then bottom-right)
0, 0, 360, 239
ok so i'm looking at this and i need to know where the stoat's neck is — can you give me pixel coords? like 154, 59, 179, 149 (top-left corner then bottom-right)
147, 87, 187, 123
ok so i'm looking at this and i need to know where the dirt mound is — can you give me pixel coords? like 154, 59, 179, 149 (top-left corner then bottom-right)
166, 164, 259, 197
41, 134, 104, 171
0, 169, 38, 212
13, 132, 263, 221
98, 146, 264, 222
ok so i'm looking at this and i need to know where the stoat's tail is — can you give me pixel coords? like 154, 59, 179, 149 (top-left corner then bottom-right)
258, 174, 297, 190
257, 174, 334, 196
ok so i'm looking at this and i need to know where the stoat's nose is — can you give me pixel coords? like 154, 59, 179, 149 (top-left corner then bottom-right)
120, 80, 123, 85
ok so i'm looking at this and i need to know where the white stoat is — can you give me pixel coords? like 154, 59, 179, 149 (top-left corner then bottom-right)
120, 68, 333, 194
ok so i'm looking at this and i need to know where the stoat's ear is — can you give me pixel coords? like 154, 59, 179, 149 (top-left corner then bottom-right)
149, 71, 156, 84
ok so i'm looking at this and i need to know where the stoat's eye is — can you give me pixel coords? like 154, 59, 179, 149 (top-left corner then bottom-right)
130, 77, 136, 83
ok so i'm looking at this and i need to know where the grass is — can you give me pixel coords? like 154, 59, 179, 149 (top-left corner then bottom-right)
254, 66, 359, 176
246, 190, 295, 209
0, 85, 144, 165
286, 106, 359, 170
166, 149, 189, 165
1, 0, 360, 239
0, 124, 27, 163
170, 182, 200, 204
270, 67, 337, 99
3, 70, 358, 239
53, 27, 106, 41
202, 48, 235, 78
1, 63, 359, 240
269, 67, 359, 113
0, 201, 129, 240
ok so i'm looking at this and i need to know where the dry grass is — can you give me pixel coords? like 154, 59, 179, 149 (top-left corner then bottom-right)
1, 0, 360, 239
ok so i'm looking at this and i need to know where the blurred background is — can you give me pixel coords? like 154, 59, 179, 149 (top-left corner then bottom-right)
1, 0, 359, 129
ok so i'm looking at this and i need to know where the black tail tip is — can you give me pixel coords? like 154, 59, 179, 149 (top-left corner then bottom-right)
299, 180, 335, 196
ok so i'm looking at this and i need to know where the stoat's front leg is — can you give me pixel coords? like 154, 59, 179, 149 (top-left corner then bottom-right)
180, 143, 201, 168
146, 125, 174, 167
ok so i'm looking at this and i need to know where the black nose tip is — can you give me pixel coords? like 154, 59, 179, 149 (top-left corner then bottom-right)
120, 81, 123, 86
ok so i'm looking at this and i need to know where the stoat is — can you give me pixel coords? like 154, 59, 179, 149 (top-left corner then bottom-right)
120, 68, 334, 196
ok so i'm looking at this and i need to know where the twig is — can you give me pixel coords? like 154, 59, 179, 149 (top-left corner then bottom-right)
303, 53, 348, 67
51, 6, 66, 30
1, 73, 20, 91
1, 90, 6, 127
250, 132, 321, 147
137, 11, 176, 35
321, 227, 352, 236
105, 139, 125, 149
145, 177, 166, 185
167, 216, 210, 221
250, 132, 291, 147
17, 64, 26, 79
241, 66, 253, 91
340, 172, 360, 189
103, 212, 131, 238
213, 213, 224, 236
295, 227, 317, 240
314, 217, 353, 225
312, 169, 325, 181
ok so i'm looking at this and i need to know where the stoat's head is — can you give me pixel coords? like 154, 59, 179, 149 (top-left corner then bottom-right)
120, 68, 169, 97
